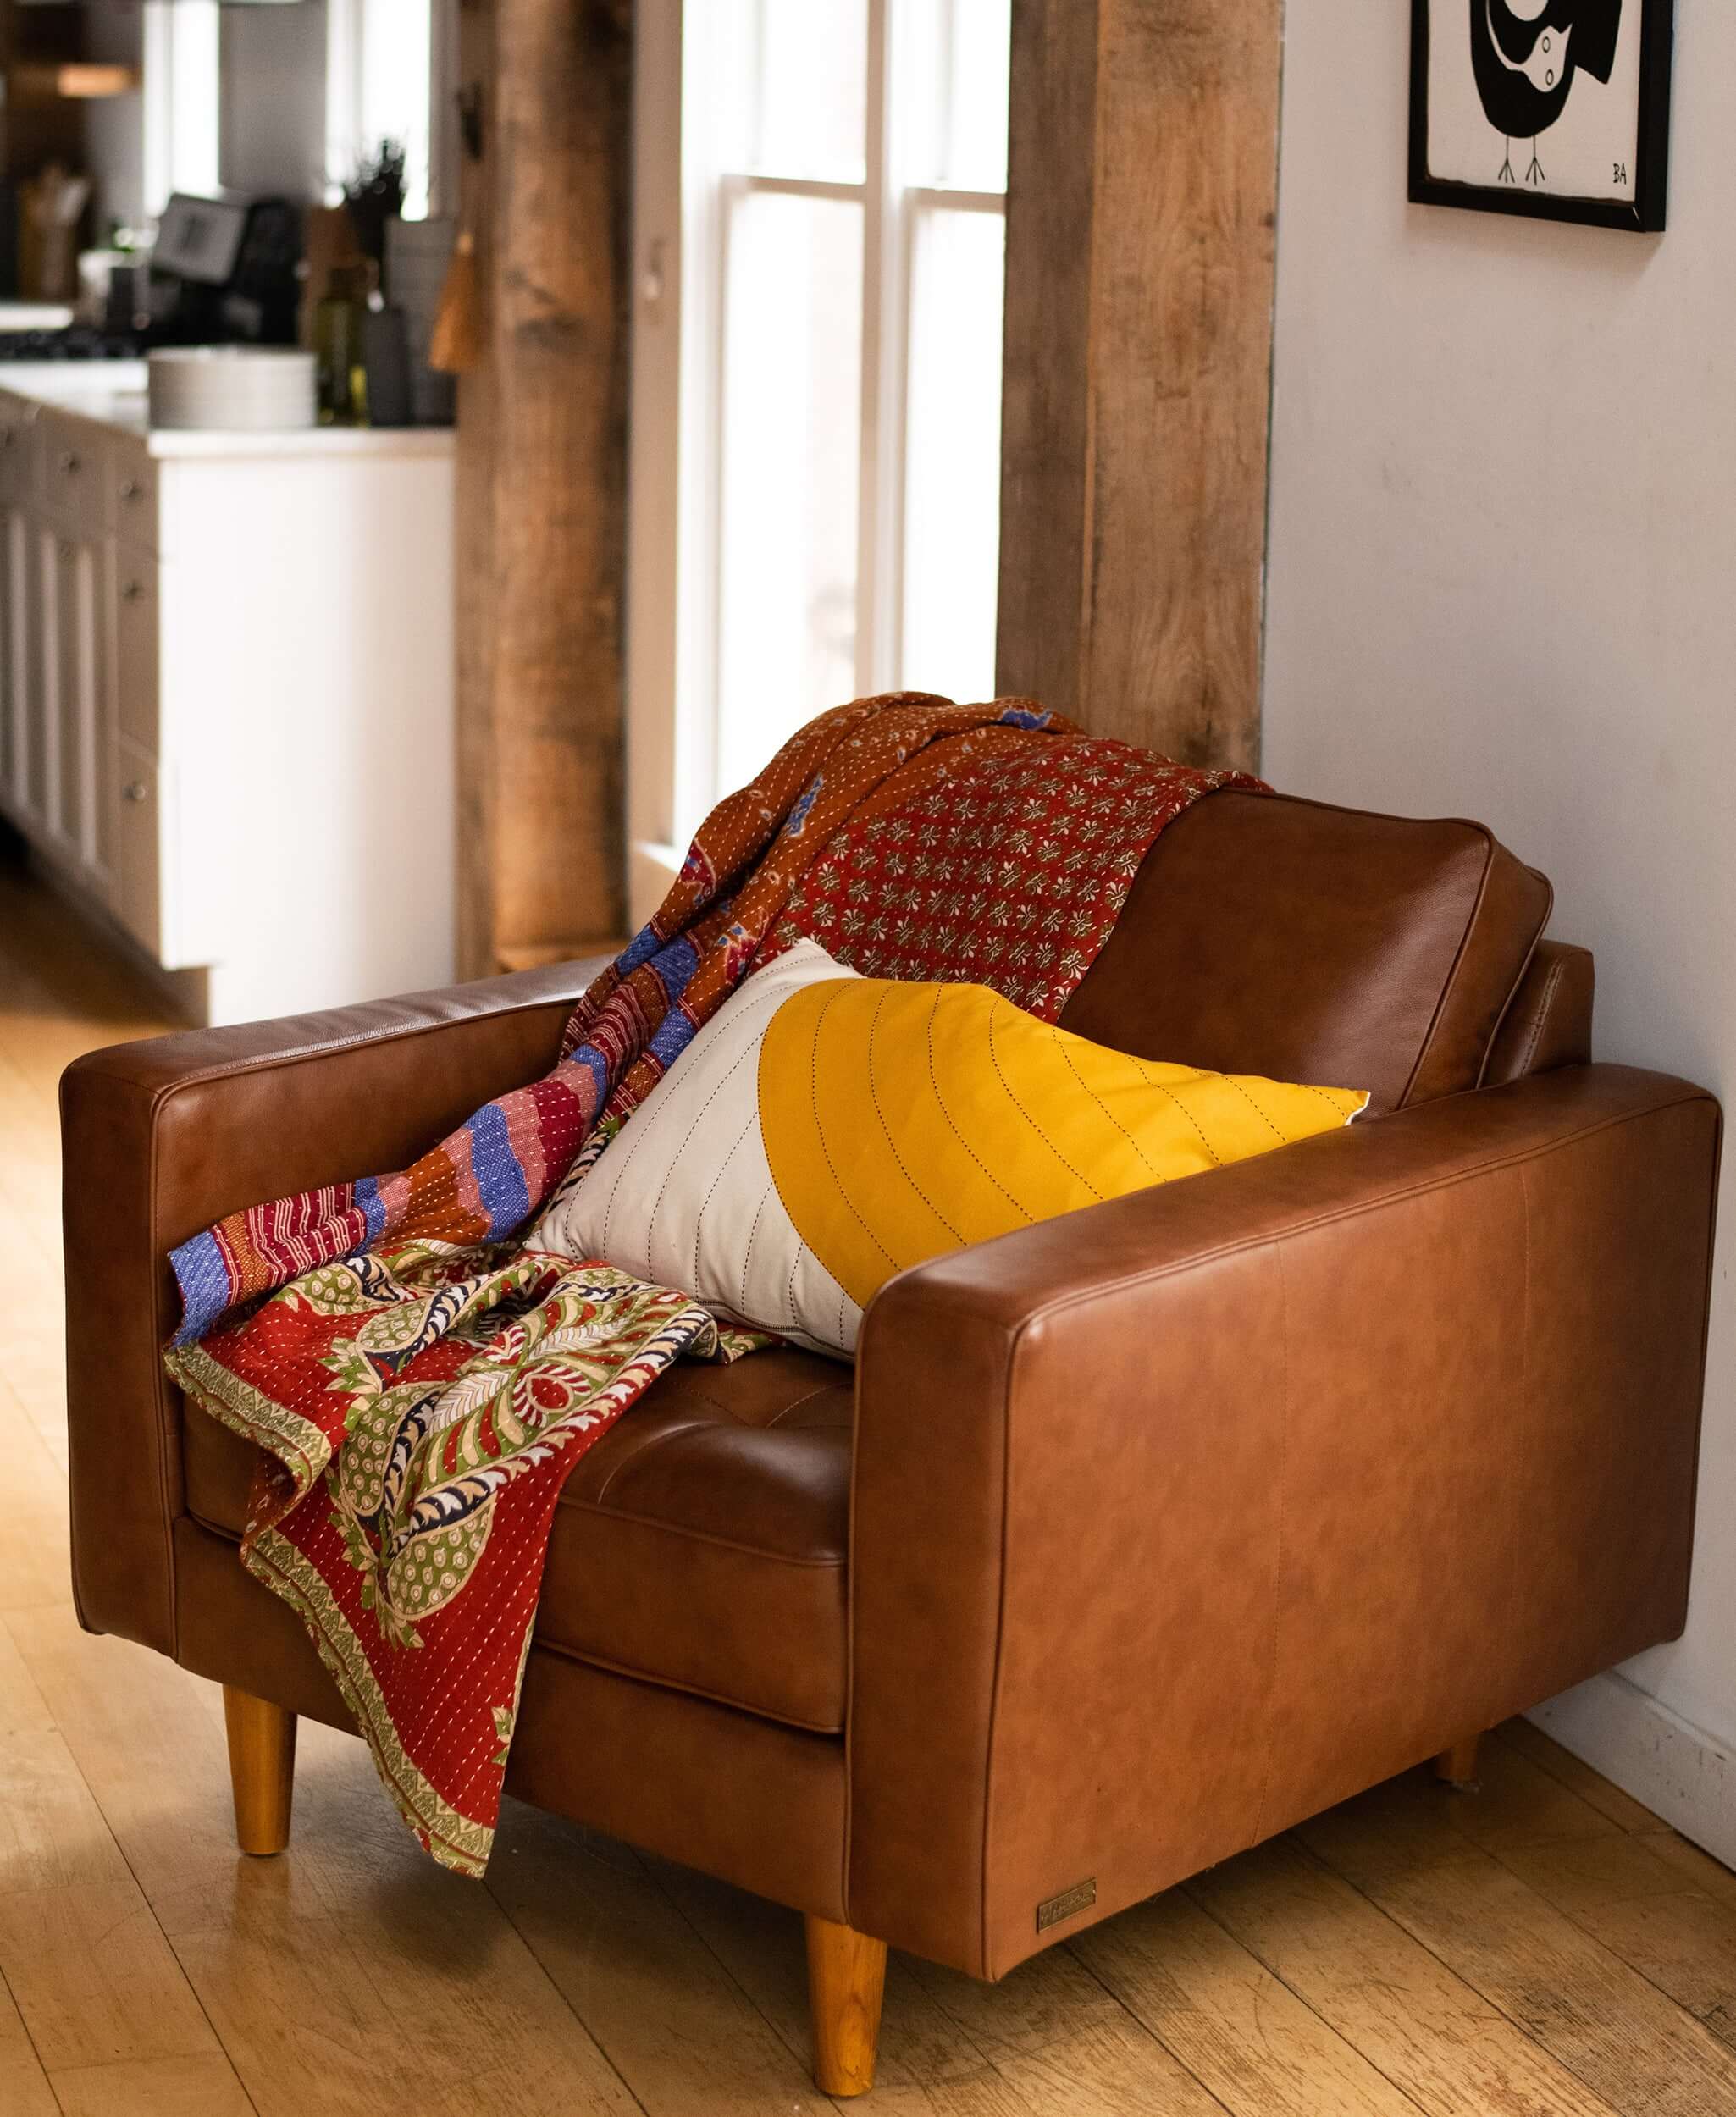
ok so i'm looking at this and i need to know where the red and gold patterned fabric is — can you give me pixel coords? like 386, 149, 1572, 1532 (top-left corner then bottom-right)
163, 694, 1258, 1875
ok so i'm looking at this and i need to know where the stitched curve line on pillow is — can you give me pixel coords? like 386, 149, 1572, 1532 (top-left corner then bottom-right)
530, 943, 871, 1355
533, 939, 1368, 1359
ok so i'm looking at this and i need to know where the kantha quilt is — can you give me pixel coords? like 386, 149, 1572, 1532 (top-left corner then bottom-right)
163, 694, 1259, 1873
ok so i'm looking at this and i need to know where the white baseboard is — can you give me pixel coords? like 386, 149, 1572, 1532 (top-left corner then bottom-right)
1530, 1671, 1736, 1870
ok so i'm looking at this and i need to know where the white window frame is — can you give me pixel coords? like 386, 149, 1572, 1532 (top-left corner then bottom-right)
626, 0, 1006, 926
325, 0, 443, 218
142, 0, 221, 218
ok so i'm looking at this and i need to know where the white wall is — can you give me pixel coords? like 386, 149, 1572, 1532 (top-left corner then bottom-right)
83, 3, 146, 232
1263, 3, 1735, 1837
219, 0, 330, 199
75, 0, 328, 226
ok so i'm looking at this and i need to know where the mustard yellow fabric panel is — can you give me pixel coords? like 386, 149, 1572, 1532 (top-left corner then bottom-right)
759, 978, 1368, 1310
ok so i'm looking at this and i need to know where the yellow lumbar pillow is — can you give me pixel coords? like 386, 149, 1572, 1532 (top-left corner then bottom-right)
534, 939, 1367, 1362
759, 965, 1368, 1324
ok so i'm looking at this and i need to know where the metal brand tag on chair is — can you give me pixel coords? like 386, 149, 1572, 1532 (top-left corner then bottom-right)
1036, 1878, 1097, 1932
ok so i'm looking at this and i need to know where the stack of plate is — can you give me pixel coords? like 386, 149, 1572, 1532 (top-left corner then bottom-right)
385, 218, 457, 428
147, 347, 318, 432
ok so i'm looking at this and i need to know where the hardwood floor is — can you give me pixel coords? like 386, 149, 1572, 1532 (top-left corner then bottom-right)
5, 838, 1736, 2115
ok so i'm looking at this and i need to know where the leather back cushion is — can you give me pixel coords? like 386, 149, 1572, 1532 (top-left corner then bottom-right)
1059, 791, 1553, 1116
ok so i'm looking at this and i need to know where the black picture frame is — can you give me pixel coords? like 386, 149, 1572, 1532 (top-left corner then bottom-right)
1409, 0, 1674, 233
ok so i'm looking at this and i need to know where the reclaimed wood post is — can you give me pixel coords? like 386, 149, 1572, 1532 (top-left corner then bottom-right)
998, 0, 1284, 771
454, 0, 632, 978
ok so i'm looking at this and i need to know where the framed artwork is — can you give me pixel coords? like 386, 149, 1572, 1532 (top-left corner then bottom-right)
1409, 2, 1674, 232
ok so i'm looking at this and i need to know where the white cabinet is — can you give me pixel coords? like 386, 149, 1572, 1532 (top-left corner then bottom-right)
0, 374, 456, 1025
21, 503, 55, 837
112, 550, 157, 752
0, 506, 25, 810
0, 401, 86, 877
0, 401, 126, 915
48, 524, 111, 883
113, 737, 160, 954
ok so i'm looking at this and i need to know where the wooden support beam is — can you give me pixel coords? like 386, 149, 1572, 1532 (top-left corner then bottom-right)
454, 0, 632, 979
998, 0, 1284, 771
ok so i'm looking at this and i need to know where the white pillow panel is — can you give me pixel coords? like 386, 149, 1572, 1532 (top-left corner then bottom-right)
529, 940, 864, 1360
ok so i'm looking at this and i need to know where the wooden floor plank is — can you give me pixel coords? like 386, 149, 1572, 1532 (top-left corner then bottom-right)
900, 1937, 1233, 2116
1644, 1830, 1736, 1915
1302, 1778, 1736, 2117
5, 1608, 252, 1938
1070, 1885, 1425, 2117
1296, 1753, 1616, 1899
0, 848, 176, 1042
1431, 1733, 1628, 1863
1495, 1825, 1736, 2054
0, 1204, 75, 1469
1305, 1737, 1736, 2081
0, 1876, 233, 2078
1496, 1721, 1668, 1838
48, 2051, 257, 2116
645, 1854, 1044, 2116
0, 1378, 75, 1614
0, 1625, 118, 1899
11, 1608, 645, 2117
0, 1971, 58, 2117
166, 1827, 646, 2117
484, 1799, 832, 2116
0, 1622, 246, 2094
0, 847, 171, 1469
1187, 1835, 1621, 2116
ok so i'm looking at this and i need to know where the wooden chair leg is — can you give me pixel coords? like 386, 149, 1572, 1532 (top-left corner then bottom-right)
1435, 1732, 1482, 1790
805, 1914, 887, 2098
223, 1685, 297, 1855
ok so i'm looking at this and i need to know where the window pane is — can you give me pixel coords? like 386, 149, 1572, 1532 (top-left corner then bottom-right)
144, 0, 220, 216
902, 205, 1003, 704
716, 191, 864, 793
752, 0, 867, 181
902, 0, 1011, 191
947, 0, 1012, 191
360, 0, 433, 218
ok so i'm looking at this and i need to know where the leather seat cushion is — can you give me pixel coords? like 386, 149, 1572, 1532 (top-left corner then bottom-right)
180, 1345, 854, 1733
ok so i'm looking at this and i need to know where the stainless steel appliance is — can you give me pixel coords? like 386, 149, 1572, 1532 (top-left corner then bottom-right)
0, 193, 301, 363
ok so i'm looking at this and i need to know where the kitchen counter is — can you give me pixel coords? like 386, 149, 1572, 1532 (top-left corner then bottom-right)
0, 361, 455, 457
0, 360, 456, 1025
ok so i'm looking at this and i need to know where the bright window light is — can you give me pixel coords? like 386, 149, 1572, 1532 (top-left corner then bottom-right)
143, 0, 221, 217
631, 0, 1012, 884
327, 0, 434, 219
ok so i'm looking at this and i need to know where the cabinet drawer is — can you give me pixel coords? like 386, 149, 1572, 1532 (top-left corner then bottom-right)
114, 738, 160, 955
42, 423, 108, 539
110, 447, 158, 546
112, 549, 158, 751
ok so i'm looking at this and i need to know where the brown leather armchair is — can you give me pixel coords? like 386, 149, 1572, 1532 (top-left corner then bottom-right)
62, 792, 1722, 2097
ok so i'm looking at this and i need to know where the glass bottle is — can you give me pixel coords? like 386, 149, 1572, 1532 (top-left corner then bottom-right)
313, 263, 371, 426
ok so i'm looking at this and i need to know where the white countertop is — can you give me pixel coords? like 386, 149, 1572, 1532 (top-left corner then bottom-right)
0, 361, 456, 458
0, 304, 73, 331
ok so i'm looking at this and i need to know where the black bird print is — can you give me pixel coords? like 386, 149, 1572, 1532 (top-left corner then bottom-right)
1470, 0, 1623, 187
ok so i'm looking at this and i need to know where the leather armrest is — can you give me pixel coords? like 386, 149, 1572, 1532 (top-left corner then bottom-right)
1484, 939, 1595, 1086
847, 1064, 1721, 1978
60, 957, 611, 1655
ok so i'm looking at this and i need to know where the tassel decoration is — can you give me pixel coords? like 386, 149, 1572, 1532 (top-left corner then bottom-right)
429, 229, 483, 375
